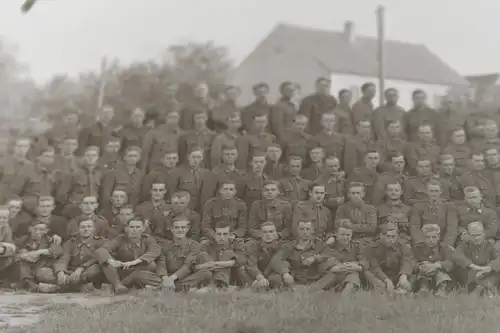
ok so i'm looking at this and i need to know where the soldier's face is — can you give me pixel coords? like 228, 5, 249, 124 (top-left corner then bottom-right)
468, 228, 485, 245
151, 184, 166, 201
252, 157, 266, 173
80, 197, 98, 214
171, 196, 189, 212
99, 106, 114, 123
486, 149, 500, 166
14, 139, 31, 157
465, 190, 482, 208
111, 191, 127, 208
485, 123, 498, 138
226, 88, 240, 101
316, 80, 331, 95
381, 230, 398, 246
228, 116, 242, 130
253, 116, 268, 132
363, 85, 376, 99
261, 225, 278, 243
37, 200, 55, 217
62, 139, 78, 155
126, 220, 145, 238
339, 91, 352, 105
119, 208, 135, 225
193, 113, 208, 128
30, 223, 48, 240
105, 141, 121, 154
288, 159, 302, 175
222, 149, 238, 164
413, 92, 427, 107
131, 109, 146, 127
310, 186, 326, 203
427, 184, 442, 201
124, 151, 141, 166
348, 186, 365, 203
79, 220, 95, 238
424, 231, 440, 248
0, 210, 9, 226
386, 184, 402, 200
321, 114, 336, 131
254, 87, 269, 100
163, 153, 179, 168
84, 150, 99, 166
38, 151, 55, 168
391, 157, 405, 173
441, 158, 455, 175
195, 84, 209, 99
219, 184, 236, 200
293, 117, 308, 132
7, 200, 22, 219
357, 121, 371, 136
336, 227, 352, 245
297, 222, 314, 240
166, 112, 180, 126
418, 126, 433, 141
416, 161, 432, 176
214, 227, 230, 245
266, 147, 282, 162
188, 151, 204, 168
471, 155, 485, 171
385, 90, 398, 104
263, 184, 279, 200
282, 84, 296, 99
309, 148, 324, 163
171, 221, 190, 240
364, 153, 380, 169
451, 130, 466, 145
387, 122, 401, 136
325, 158, 340, 173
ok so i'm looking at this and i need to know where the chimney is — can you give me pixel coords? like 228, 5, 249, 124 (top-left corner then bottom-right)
343, 21, 355, 43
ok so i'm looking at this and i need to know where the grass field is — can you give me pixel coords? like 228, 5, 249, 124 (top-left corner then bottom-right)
32, 289, 500, 333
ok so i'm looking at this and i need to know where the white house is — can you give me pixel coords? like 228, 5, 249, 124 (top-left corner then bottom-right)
229, 22, 468, 109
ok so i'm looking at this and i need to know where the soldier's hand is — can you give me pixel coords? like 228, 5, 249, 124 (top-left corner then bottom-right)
283, 273, 294, 285
57, 272, 68, 286
397, 275, 411, 291
385, 279, 395, 293
69, 268, 84, 283
253, 276, 269, 288
325, 237, 335, 246
122, 259, 141, 270
107, 259, 123, 268
162, 276, 176, 291
301, 256, 316, 266
51, 235, 62, 245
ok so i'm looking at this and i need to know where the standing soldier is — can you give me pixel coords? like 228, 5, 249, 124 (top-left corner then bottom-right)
314, 155, 345, 216
442, 127, 470, 175
404, 123, 441, 175
372, 88, 405, 140
54, 217, 105, 292
78, 105, 116, 155
248, 180, 293, 240
280, 114, 311, 163
241, 83, 272, 134
53, 135, 80, 174
307, 112, 345, 169
280, 156, 311, 205
210, 86, 241, 133
180, 83, 214, 131
210, 112, 242, 169
179, 110, 216, 169
438, 154, 463, 202
299, 77, 337, 135
270, 81, 298, 140
237, 152, 269, 209
403, 90, 438, 142
409, 180, 458, 248
376, 120, 407, 172
351, 82, 376, 128
435, 95, 466, 148
377, 182, 411, 242
117, 107, 149, 153
96, 218, 163, 294
403, 158, 438, 205
264, 144, 285, 180
344, 119, 378, 171
332, 89, 354, 135
347, 150, 381, 204
202, 180, 247, 241
300, 146, 325, 181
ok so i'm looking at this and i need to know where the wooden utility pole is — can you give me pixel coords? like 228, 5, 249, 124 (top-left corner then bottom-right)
376, 5, 386, 107
97, 57, 108, 110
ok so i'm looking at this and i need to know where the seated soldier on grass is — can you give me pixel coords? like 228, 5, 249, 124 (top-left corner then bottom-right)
413, 224, 454, 297
314, 219, 367, 294
157, 219, 211, 292
194, 221, 247, 290
245, 221, 287, 290
96, 218, 163, 294
271, 220, 333, 289
453, 221, 500, 297
15, 220, 62, 293
54, 217, 105, 292
0, 206, 16, 282
365, 223, 413, 295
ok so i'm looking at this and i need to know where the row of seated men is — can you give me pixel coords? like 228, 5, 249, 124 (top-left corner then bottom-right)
0, 199, 497, 297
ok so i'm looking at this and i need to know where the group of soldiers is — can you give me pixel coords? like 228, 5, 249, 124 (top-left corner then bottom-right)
1, 77, 500, 297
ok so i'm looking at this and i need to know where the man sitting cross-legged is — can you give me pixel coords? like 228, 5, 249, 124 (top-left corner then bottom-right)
54, 217, 106, 292
157, 219, 211, 291
96, 217, 162, 294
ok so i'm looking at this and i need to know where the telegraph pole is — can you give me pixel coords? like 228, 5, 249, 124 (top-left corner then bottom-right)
376, 5, 386, 107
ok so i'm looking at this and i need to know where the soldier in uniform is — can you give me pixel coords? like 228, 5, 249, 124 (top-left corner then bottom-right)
280, 114, 311, 163
16, 220, 62, 293
315, 155, 345, 216
53, 135, 80, 174
0, 206, 16, 280
470, 119, 500, 154
404, 123, 441, 175
403, 158, 438, 205
33, 196, 68, 242
117, 107, 149, 153
453, 222, 500, 297
442, 127, 470, 175
248, 180, 293, 240
264, 144, 285, 180
376, 120, 407, 172
365, 223, 414, 294
300, 146, 324, 181
140, 150, 178, 201
413, 224, 454, 297
347, 150, 381, 204
96, 218, 163, 294
372, 152, 407, 206
156, 219, 211, 291
78, 105, 116, 155
377, 181, 411, 242
435, 96, 467, 148
459, 152, 495, 206
344, 119, 377, 171
485, 147, 500, 207
54, 217, 105, 292
351, 82, 376, 129
270, 81, 298, 141
292, 183, 334, 243
210, 86, 240, 134
8, 197, 34, 239
438, 154, 463, 202
241, 83, 272, 134
202, 180, 247, 241
280, 156, 311, 205
403, 90, 438, 142
179, 109, 216, 169
67, 195, 109, 239
100, 189, 128, 238
101, 146, 144, 210
372, 88, 405, 140
141, 109, 183, 173
245, 222, 287, 290
332, 89, 354, 135
409, 180, 458, 248
299, 77, 337, 135
135, 182, 170, 236
237, 152, 269, 209
210, 112, 242, 169
335, 182, 377, 247
307, 112, 345, 169
98, 136, 122, 171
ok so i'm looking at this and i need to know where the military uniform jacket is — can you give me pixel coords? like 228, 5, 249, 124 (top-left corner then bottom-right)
67, 214, 110, 240
409, 201, 458, 247
403, 174, 439, 205
96, 233, 161, 264
236, 132, 276, 171
237, 172, 268, 209
154, 208, 201, 241
453, 240, 500, 271
141, 125, 183, 171
210, 131, 241, 169
245, 239, 284, 279
199, 239, 246, 266
299, 93, 337, 134
280, 175, 311, 204
54, 235, 105, 273
456, 205, 499, 240
248, 199, 293, 240
413, 243, 453, 272
376, 136, 407, 170
335, 201, 377, 239
300, 165, 323, 182
458, 170, 496, 206
56, 165, 104, 205
403, 107, 438, 142
368, 240, 414, 282
169, 165, 211, 212
292, 201, 334, 240
141, 166, 176, 202
347, 167, 380, 204
315, 172, 345, 210
0, 158, 34, 204
404, 140, 441, 175
332, 105, 355, 135
179, 128, 216, 169
53, 154, 80, 175
308, 131, 345, 168
263, 161, 285, 181
156, 238, 201, 279
15, 234, 62, 266
280, 130, 311, 162
442, 143, 470, 174
118, 124, 149, 152
327, 240, 368, 271
377, 201, 411, 240
78, 122, 114, 155
372, 172, 409, 206
372, 104, 406, 140
135, 200, 171, 235
24, 164, 62, 199
270, 97, 297, 140
344, 135, 378, 172
202, 197, 247, 239
101, 164, 144, 208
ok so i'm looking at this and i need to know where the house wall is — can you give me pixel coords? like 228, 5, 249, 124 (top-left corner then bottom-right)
329, 73, 451, 110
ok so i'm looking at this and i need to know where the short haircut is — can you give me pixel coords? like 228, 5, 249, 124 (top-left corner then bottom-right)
421, 224, 440, 235
361, 82, 375, 92
261, 221, 277, 229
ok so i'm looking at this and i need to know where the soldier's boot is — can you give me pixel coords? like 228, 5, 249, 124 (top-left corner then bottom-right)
37, 283, 59, 293
101, 265, 128, 295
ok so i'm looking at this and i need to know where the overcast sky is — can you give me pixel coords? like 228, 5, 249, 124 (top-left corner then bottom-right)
0, 0, 498, 82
